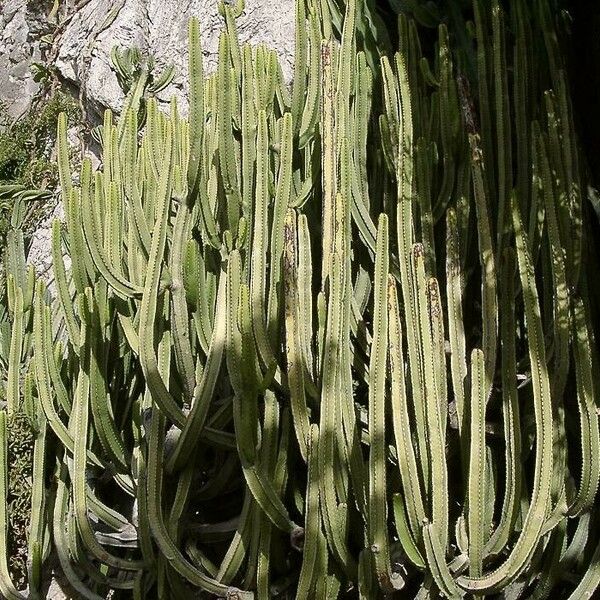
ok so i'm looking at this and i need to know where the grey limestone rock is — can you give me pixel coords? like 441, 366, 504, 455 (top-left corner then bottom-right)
55, 0, 295, 117
0, 0, 47, 120
1, 0, 295, 119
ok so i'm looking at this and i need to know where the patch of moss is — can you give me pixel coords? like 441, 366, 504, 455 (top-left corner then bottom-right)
6, 410, 34, 590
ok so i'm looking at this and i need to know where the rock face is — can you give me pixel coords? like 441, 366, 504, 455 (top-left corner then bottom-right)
0, 0, 46, 119
57, 0, 295, 117
1, 0, 295, 121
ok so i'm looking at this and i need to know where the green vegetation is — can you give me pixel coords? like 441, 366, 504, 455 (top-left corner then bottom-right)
1, 0, 599, 598
0, 90, 79, 264
0, 91, 79, 187
5, 411, 34, 591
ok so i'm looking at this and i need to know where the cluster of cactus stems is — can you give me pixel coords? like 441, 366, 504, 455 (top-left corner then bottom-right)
1, 0, 600, 598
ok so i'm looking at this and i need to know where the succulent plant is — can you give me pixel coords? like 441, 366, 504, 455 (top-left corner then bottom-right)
1, 1, 599, 598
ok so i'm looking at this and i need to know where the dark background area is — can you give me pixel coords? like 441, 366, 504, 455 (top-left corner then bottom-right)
568, 0, 600, 186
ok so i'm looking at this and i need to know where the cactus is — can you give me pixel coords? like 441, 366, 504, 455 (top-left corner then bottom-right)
0, 0, 599, 597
